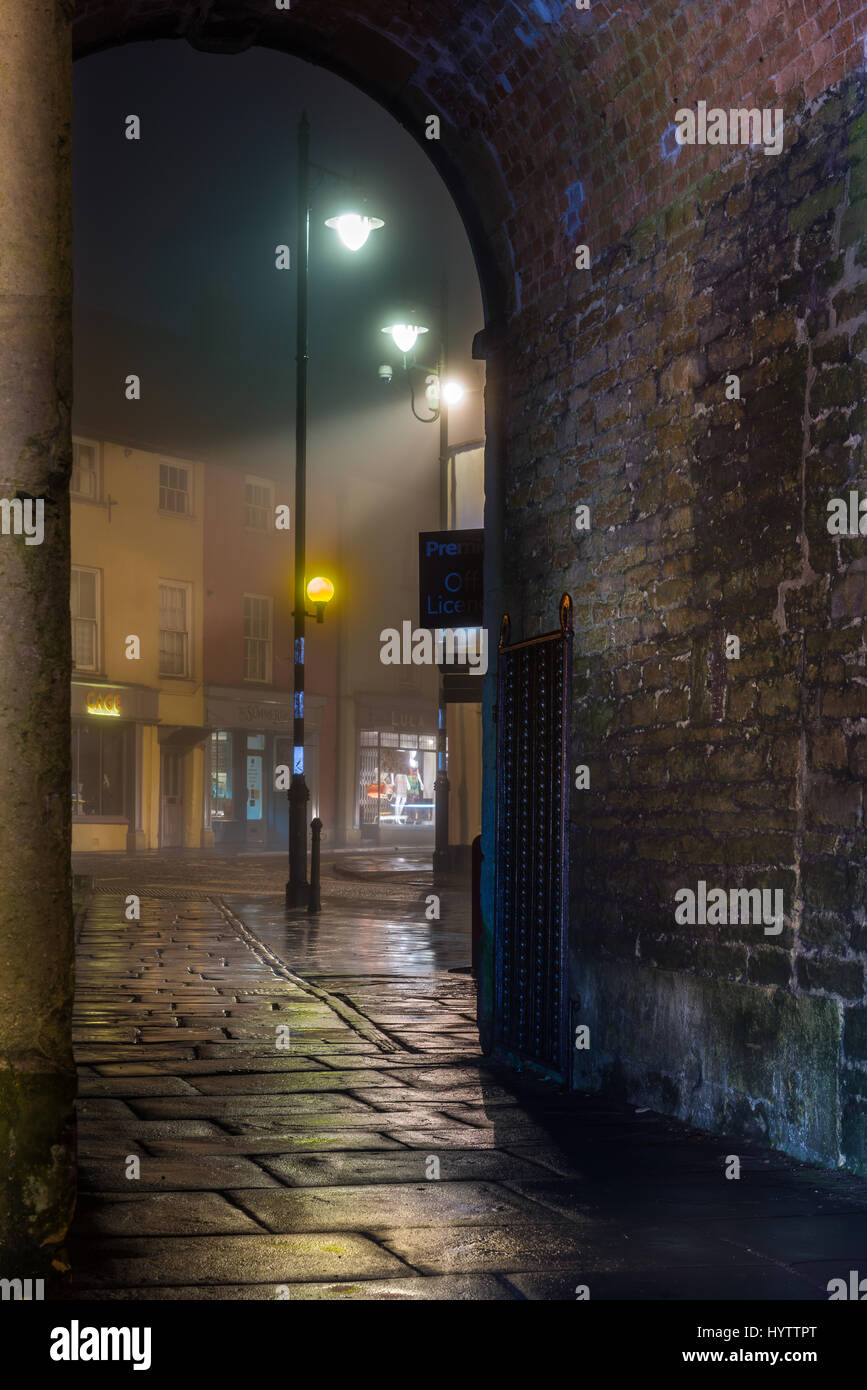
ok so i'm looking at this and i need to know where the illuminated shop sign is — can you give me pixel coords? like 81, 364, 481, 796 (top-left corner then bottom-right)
86, 691, 121, 717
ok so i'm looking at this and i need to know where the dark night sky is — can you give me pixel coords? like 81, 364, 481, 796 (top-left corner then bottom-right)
72, 40, 485, 474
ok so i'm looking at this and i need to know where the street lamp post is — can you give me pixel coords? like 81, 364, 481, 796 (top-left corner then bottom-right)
287, 111, 311, 909
382, 281, 465, 874
286, 114, 382, 909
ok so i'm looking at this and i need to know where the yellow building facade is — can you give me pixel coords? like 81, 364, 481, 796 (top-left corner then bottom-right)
70, 437, 211, 852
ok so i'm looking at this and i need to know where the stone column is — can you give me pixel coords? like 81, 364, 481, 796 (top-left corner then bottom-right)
0, 1, 75, 1279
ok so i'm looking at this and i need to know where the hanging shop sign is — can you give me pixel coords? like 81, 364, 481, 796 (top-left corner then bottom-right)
418, 528, 483, 630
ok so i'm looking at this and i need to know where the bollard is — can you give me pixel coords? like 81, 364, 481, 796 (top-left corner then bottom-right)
308, 817, 323, 915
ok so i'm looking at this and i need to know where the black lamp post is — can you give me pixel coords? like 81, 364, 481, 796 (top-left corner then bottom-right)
285, 112, 382, 909
286, 112, 311, 910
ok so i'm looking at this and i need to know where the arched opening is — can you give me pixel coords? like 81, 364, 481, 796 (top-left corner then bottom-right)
70, 38, 490, 865
59, 19, 508, 1292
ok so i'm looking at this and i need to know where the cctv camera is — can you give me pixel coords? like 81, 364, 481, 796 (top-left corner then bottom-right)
378, 364, 393, 383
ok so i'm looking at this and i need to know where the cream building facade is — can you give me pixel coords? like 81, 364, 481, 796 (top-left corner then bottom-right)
70, 437, 210, 852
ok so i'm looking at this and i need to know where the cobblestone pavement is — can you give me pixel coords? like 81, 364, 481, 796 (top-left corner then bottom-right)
69, 879, 867, 1300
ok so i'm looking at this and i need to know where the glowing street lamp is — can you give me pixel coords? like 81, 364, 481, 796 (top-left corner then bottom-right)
306, 575, 335, 624
382, 322, 429, 354
325, 211, 384, 252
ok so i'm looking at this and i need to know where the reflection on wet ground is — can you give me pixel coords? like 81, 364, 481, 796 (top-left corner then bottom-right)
67, 861, 867, 1300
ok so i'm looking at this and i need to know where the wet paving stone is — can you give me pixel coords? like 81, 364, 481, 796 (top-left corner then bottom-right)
72, 1233, 410, 1287
502, 1267, 824, 1301
78, 1075, 202, 1097
257, 1149, 552, 1187
73, 1275, 515, 1300
188, 1069, 403, 1093
146, 1132, 407, 1156
73, 1192, 267, 1236
231, 1181, 543, 1233
79, 1155, 285, 1191
70, 883, 867, 1299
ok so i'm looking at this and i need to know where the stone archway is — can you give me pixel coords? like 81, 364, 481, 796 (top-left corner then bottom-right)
8, 0, 867, 1281
1, 0, 539, 1278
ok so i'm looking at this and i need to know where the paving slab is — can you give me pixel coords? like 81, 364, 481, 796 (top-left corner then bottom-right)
78, 1155, 284, 1192
72, 1276, 515, 1300
188, 1070, 403, 1094
145, 1132, 406, 1156
257, 1150, 548, 1187
231, 1181, 543, 1233
73, 1192, 266, 1236
72, 1233, 413, 1287
93, 1058, 325, 1075
78, 1076, 201, 1097
131, 1094, 373, 1118
502, 1267, 824, 1300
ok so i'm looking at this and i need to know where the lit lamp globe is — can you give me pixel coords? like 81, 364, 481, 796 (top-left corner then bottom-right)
307, 576, 335, 623
442, 379, 466, 406
382, 322, 429, 354
324, 212, 384, 252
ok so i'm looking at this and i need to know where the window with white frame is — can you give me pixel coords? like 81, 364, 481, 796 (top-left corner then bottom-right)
71, 566, 100, 671
244, 477, 273, 531
159, 581, 191, 677
243, 594, 272, 682
71, 439, 101, 501
159, 462, 191, 515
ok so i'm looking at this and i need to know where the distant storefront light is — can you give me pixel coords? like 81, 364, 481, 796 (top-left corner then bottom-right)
86, 691, 121, 716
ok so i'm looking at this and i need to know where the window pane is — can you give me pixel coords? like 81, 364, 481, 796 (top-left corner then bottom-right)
244, 481, 271, 530
71, 569, 98, 670
72, 444, 98, 499
75, 724, 101, 815
72, 569, 97, 619
101, 727, 125, 815
210, 731, 233, 819
159, 463, 189, 514
159, 585, 189, 675
72, 619, 96, 669
243, 597, 271, 680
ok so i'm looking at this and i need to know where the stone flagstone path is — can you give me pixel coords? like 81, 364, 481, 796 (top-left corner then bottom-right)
68, 892, 867, 1300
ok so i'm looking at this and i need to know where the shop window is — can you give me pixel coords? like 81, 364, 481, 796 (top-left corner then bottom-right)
159, 581, 191, 677
243, 595, 272, 682
358, 727, 436, 830
72, 723, 126, 816
159, 462, 191, 515
210, 731, 233, 820
71, 566, 100, 672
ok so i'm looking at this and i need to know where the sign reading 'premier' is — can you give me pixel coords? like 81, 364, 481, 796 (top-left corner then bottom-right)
418, 529, 483, 631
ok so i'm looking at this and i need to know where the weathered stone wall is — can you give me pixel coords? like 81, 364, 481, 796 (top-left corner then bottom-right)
508, 77, 867, 1172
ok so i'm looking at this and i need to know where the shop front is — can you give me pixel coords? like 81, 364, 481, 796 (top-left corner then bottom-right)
355, 695, 438, 844
205, 688, 322, 849
71, 680, 159, 852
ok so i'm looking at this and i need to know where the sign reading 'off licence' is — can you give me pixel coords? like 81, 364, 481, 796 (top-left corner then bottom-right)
418, 528, 483, 631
